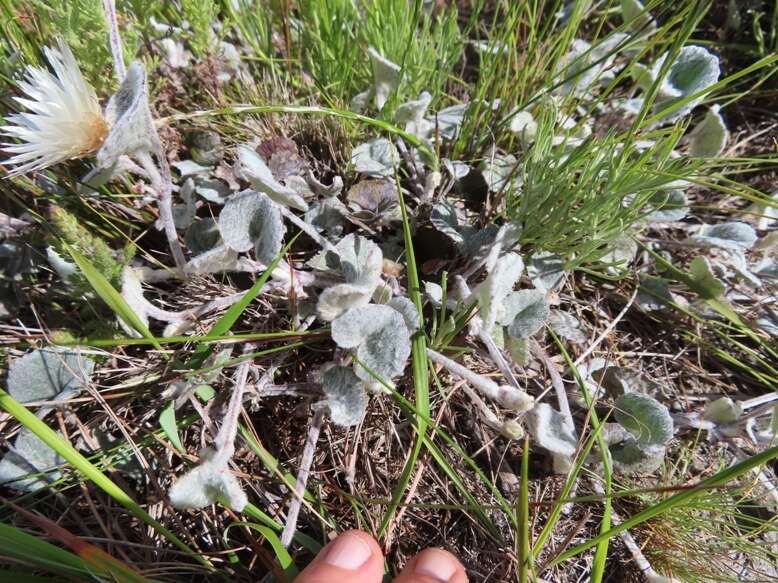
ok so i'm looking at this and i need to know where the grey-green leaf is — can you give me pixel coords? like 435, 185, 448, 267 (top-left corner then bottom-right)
500, 289, 550, 339
615, 393, 673, 447
320, 365, 368, 427
8, 348, 94, 403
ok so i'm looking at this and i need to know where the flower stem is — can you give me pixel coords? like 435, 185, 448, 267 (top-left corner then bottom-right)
101, 0, 126, 81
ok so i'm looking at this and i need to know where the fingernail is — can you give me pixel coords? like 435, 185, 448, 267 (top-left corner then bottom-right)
323, 532, 373, 570
414, 549, 459, 581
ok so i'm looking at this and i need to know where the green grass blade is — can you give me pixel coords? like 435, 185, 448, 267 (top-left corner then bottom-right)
223, 522, 298, 580
549, 445, 778, 566
0, 387, 210, 568
0, 521, 92, 579
186, 234, 298, 370
66, 246, 163, 351
378, 187, 429, 535
517, 436, 531, 583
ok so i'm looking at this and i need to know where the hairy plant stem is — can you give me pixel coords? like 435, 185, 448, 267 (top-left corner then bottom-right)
101, 0, 126, 81
281, 408, 325, 547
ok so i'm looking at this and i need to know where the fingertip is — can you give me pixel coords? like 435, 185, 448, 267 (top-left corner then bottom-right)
294, 530, 384, 583
395, 548, 468, 583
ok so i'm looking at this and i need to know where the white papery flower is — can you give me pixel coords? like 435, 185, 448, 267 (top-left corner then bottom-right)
2, 40, 109, 177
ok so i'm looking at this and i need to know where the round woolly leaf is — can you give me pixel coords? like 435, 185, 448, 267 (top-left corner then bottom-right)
351, 138, 400, 177
703, 397, 742, 425
8, 348, 94, 403
647, 189, 687, 223
0, 428, 63, 492
611, 439, 666, 475
237, 145, 308, 211
527, 403, 577, 457
185, 218, 221, 255
317, 284, 372, 322
615, 393, 673, 447
527, 252, 566, 291
368, 47, 401, 110
331, 304, 411, 383
219, 190, 285, 263
688, 107, 728, 157
311, 233, 383, 291
320, 365, 368, 427
690, 222, 757, 251
500, 289, 550, 339
430, 201, 466, 246
388, 296, 420, 333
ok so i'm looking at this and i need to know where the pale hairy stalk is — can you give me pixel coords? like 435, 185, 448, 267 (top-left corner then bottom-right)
426, 348, 533, 412
213, 359, 251, 466
460, 383, 523, 439
281, 408, 325, 547
101, 0, 126, 81
530, 339, 573, 427
136, 151, 186, 269
276, 204, 339, 255
454, 275, 522, 389
245, 383, 322, 398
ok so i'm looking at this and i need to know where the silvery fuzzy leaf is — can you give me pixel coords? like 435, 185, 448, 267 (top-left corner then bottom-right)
615, 393, 673, 447
396, 92, 433, 138
351, 138, 400, 177
424, 281, 444, 306
726, 249, 762, 287
98, 62, 154, 168
311, 233, 384, 291
350, 89, 371, 113
237, 145, 309, 211
185, 218, 221, 255
8, 348, 94, 403
478, 252, 525, 331
306, 173, 344, 197
430, 201, 465, 245
592, 366, 645, 398
46, 246, 77, 281
688, 257, 725, 299
508, 110, 538, 144
499, 289, 550, 339
172, 179, 197, 229
703, 396, 742, 425
284, 175, 314, 199
443, 159, 471, 181
527, 252, 566, 292
561, 34, 628, 93
372, 281, 393, 304
194, 178, 231, 204
756, 310, 778, 338
653, 46, 720, 119
647, 189, 687, 223
172, 159, 212, 178
331, 304, 411, 383
433, 104, 467, 140
548, 311, 587, 344
528, 403, 577, 457
688, 106, 728, 157
0, 428, 63, 491
305, 197, 347, 240
169, 457, 247, 511
462, 224, 499, 259
368, 47, 401, 110
317, 283, 372, 322
184, 244, 240, 275
621, 0, 656, 30
689, 222, 757, 251
602, 236, 637, 268
319, 365, 368, 427
120, 267, 149, 337
636, 276, 674, 312
755, 257, 778, 281
347, 179, 399, 222
388, 296, 420, 333
506, 334, 531, 366
610, 439, 666, 475
219, 190, 285, 263
479, 154, 519, 193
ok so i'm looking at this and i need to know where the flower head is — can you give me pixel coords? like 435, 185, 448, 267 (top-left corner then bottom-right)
2, 40, 108, 177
